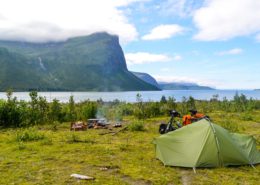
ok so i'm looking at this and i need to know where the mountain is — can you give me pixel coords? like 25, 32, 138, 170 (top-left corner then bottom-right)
0, 32, 159, 91
131, 72, 160, 89
130, 71, 214, 90
159, 82, 214, 90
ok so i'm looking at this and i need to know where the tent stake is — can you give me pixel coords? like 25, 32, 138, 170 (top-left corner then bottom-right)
250, 164, 256, 169
193, 167, 196, 174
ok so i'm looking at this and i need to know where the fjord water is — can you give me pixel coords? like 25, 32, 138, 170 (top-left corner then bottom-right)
0, 90, 259, 102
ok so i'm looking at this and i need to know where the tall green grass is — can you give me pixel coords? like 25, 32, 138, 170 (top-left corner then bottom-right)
128, 121, 145, 132
15, 128, 45, 142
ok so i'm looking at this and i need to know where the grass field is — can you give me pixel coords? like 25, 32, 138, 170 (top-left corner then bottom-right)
0, 111, 259, 185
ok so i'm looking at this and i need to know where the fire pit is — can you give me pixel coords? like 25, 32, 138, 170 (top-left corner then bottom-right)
87, 118, 109, 129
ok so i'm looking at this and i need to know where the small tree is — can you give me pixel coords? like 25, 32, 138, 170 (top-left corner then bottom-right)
180, 96, 188, 114
167, 96, 177, 110
80, 102, 97, 121
160, 95, 167, 104
187, 96, 196, 110
49, 99, 62, 123
68, 96, 77, 121
38, 96, 49, 124
233, 92, 248, 112
28, 91, 40, 125
0, 90, 22, 127
134, 93, 145, 120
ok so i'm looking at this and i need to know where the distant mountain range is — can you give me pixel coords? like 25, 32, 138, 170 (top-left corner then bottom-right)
132, 72, 214, 90
158, 82, 214, 90
0, 32, 159, 91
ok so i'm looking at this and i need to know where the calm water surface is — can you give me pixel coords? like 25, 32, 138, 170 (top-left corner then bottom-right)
0, 90, 259, 102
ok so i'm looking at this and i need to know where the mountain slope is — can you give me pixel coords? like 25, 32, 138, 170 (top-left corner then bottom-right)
0, 47, 55, 91
159, 82, 214, 90
0, 33, 159, 91
131, 71, 160, 89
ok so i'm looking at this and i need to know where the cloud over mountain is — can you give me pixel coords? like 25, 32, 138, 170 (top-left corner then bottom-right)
125, 52, 172, 65
0, 0, 147, 43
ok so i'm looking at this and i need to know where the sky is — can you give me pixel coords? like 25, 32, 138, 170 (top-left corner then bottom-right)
0, 0, 260, 89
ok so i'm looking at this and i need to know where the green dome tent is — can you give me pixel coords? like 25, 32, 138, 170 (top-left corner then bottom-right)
153, 119, 260, 168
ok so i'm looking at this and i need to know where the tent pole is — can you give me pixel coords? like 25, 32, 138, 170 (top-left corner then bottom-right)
250, 164, 256, 169
205, 117, 223, 167
193, 167, 196, 174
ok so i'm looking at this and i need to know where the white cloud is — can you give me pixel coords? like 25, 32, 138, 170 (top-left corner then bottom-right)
0, 13, 5, 20
153, 75, 217, 87
159, 0, 202, 17
173, 55, 182, 60
142, 24, 184, 40
216, 48, 243, 56
256, 34, 260, 42
125, 52, 171, 65
0, 0, 148, 43
193, 0, 260, 41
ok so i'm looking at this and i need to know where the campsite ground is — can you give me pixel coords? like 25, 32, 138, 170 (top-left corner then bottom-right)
0, 111, 259, 185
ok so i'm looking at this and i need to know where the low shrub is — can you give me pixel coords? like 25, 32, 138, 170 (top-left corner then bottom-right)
83, 137, 95, 144
66, 133, 95, 144
218, 120, 239, 132
128, 121, 145, 132
119, 143, 129, 151
17, 142, 26, 150
40, 137, 53, 145
66, 133, 82, 143
241, 113, 253, 121
15, 128, 45, 142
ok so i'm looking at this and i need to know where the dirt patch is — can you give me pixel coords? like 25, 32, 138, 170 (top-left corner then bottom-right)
181, 169, 193, 185
97, 165, 151, 185
121, 175, 152, 185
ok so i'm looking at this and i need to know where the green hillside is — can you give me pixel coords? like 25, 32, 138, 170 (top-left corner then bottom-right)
0, 48, 55, 91
0, 33, 159, 91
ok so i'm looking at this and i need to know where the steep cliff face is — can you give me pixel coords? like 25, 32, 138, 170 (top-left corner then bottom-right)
0, 32, 159, 91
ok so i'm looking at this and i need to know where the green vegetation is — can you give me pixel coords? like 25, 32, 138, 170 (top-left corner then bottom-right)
0, 33, 159, 91
128, 121, 145, 132
0, 92, 259, 184
15, 128, 45, 142
0, 91, 98, 128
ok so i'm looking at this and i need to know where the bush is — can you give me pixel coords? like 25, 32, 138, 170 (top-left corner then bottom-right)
80, 102, 97, 121
0, 92, 24, 128
128, 121, 145, 132
119, 143, 129, 151
241, 113, 253, 121
17, 142, 26, 150
218, 120, 239, 132
66, 133, 81, 143
15, 128, 45, 142
40, 137, 53, 145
